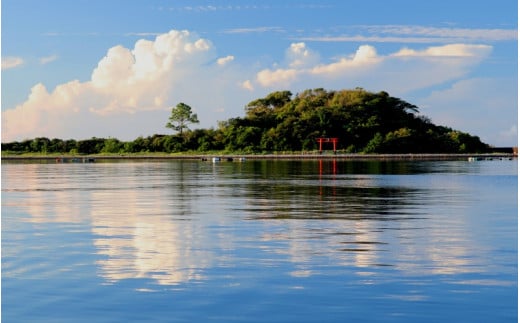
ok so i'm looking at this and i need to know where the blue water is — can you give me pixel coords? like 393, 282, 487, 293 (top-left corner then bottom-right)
2, 159, 517, 322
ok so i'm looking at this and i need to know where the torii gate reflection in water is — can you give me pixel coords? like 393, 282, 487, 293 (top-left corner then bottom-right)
316, 137, 339, 154
318, 159, 337, 176
316, 138, 339, 195
318, 159, 337, 197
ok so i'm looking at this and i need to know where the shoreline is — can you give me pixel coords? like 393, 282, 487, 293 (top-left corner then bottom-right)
2, 153, 516, 162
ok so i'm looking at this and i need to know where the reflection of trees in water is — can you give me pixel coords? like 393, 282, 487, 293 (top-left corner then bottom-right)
238, 160, 477, 277
247, 159, 441, 178
241, 178, 425, 221
6, 160, 484, 287
235, 160, 430, 229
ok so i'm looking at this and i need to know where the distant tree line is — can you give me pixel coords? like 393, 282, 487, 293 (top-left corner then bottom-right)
1, 133, 223, 155
2, 88, 490, 154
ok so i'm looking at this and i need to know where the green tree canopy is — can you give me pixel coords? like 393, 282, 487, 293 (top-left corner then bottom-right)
216, 88, 490, 153
166, 102, 200, 135
2, 88, 492, 155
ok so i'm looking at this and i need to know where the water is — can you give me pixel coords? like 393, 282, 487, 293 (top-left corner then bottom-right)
2, 159, 517, 322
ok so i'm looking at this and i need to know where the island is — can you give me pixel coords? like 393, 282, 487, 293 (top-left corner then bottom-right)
2, 88, 514, 158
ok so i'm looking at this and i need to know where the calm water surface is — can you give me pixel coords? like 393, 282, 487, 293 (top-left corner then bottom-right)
2, 159, 517, 322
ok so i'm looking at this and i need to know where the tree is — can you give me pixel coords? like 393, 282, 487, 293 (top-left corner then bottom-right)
1, 88, 490, 154
102, 138, 123, 153
166, 102, 199, 135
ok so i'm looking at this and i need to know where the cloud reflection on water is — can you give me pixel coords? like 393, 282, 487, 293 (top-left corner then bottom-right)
2, 160, 511, 288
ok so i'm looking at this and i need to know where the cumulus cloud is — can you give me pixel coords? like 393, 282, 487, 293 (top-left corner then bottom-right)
87, 30, 215, 116
256, 68, 299, 87
2, 30, 226, 141
254, 43, 380, 87
2, 81, 92, 140
254, 42, 320, 87
1, 30, 503, 144
286, 42, 320, 68
241, 42, 505, 145
2, 56, 24, 70
246, 43, 491, 93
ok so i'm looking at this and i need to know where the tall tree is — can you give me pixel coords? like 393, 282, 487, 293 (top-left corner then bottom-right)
166, 103, 199, 135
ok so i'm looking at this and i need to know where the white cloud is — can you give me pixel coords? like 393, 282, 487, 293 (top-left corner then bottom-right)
368, 25, 518, 42
2, 56, 24, 70
2, 30, 236, 141
392, 44, 492, 58
241, 80, 254, 91
239, 42, 512, 145
126, 32, 162, 37
294, 25, 517, 44
39, 55, 59, 65
248, 43, 490, 92
256, 68, 299, 87
2, 81, 93, 140
286, 42, 320, 68
217, 55, 235, 66
255, 42, 320, 87
296, 35, 439, 43
310, 45, 381, 76
87, 30, 215, 116
253, 44, 381, 88
1, 31, 508, 145
222, 26, 284, 34
159, 4, 330, 13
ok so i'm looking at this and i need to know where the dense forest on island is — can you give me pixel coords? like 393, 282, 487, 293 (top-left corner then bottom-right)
2, 88, 490, 155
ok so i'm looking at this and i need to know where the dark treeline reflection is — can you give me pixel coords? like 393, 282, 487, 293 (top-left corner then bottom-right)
240, 159, 470, 178
227, 160, 428, 221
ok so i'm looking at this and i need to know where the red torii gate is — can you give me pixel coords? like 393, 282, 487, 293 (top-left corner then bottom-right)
316, 137, 339, 153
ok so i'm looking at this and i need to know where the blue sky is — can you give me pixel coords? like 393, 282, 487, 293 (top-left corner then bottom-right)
2, 0, 518, 146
